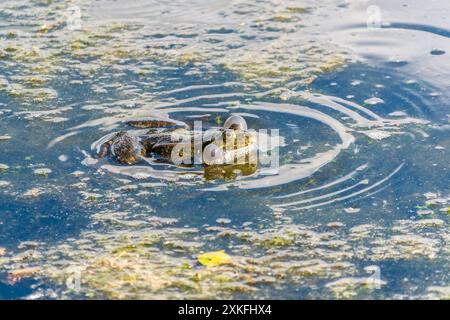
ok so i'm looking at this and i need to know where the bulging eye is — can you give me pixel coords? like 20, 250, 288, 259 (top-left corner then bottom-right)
223, 115, 248, 131
203, 143, 225, 165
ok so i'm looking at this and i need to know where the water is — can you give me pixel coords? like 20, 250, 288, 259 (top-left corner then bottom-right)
0, 0, 449, 299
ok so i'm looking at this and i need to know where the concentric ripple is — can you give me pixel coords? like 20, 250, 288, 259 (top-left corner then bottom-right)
43, 65, 431, 214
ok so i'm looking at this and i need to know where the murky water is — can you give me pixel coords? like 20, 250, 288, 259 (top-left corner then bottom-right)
0, 0, 449, 299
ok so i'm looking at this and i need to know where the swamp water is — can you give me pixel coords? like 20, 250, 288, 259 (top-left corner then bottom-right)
0, 0, 449, 299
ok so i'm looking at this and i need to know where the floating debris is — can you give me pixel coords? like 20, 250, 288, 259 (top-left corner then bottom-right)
198, 250, 232, 267
0, 180, 10, 188
371, 235, 439, 260
389, 111, 408, 117
0, 135, 12, 141
80, 191, 103, 201
424, 192, 438, 200
15, 107, 71, 123
326, 276, 386, 299
427, 286, 450, 299
417, 209, 434, 216
361, 130, 393, 140
34, 168, 52, 177
364, 97, 384, 105
327, 222, 344, 229
18, 241, 41, 250
417, 219, 445, 228
58, 155, 69, 162
7, 267, 40, 284
344, 207, 360, 214
116, 185, 139, 192
23, 188, 43, 198
216, 218, 232, 224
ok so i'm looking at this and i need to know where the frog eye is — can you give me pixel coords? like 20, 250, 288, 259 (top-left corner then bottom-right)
223, 115, 248, 131
203, 144, 225, 165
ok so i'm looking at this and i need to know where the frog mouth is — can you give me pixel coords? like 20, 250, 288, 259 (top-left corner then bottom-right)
204, 132, 258, 166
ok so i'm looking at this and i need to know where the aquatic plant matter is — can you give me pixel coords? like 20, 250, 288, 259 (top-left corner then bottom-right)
0, 210, 446, 300
326, 276, 386, 299
7, 267, 40, 284
0, 0, 349, 106
0, 180, 11, 188
34, 168, 52, 177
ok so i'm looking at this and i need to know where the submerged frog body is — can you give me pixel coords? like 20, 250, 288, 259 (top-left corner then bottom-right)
96, 115, 257, 178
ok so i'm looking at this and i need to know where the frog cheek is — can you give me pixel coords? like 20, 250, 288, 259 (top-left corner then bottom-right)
124, 154, 141, 165
203, 144, 225, 165
223, 115, 248, 131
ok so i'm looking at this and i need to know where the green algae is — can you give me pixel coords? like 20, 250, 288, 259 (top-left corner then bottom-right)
0, 164, 10, 173
1, 212, 443, 299
286, 7, 312, 14
259, 236, 294, 247
0, 0, 349, 111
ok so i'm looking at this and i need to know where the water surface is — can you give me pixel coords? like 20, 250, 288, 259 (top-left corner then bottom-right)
0, 0, 449, 299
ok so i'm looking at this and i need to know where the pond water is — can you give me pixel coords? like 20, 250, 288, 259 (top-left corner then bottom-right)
0, 0, 449, 299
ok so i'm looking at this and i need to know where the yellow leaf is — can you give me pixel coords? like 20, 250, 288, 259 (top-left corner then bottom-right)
198, 250, 231, 267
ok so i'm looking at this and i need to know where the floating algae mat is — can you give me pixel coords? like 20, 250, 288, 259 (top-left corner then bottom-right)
0, 0, 449, 300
